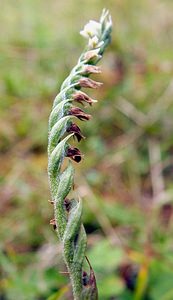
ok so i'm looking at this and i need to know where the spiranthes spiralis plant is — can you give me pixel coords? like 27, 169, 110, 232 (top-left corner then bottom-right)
48, 9, 112, 300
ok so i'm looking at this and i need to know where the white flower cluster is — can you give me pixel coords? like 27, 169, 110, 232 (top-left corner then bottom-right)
80, 9, 112, 49
80, 20, 102, 48
80, 20, 101, 39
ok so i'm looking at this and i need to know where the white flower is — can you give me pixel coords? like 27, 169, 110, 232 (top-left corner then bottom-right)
80, 20, 101, 39
88, 36, 104, 49
88, 36, 99, 47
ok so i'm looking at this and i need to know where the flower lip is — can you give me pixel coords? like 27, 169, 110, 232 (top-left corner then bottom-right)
88, 36, 99, 48
66, 147, 82, 163
73, 91, 97, 106
69, 107, 91, 121
88, 36, 104, 49
82, 271, 89, 286
64, 198, 71, 212
84, 49, 102, 62
79, 77, 103, 89
48, 199, 54, 205
81, 65, 101, 75
50, 218, 57, 230
66, 123, 84, 142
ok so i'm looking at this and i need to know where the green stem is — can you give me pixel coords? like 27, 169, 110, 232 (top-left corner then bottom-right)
69, 263, 83, 300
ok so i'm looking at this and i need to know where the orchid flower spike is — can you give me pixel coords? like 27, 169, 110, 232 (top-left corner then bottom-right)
48, 9, 112, 300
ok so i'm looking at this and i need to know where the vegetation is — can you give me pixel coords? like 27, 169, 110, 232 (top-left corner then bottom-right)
1, 1, 173, 299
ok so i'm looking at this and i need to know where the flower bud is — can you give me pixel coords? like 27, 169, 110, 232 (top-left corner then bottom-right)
66, 147, 82, 163
69, 107, 91, 121
82, 257, 98, 298
100, 8, 109, 24
64, 198, 71, 212
79, 77, 103, 89
84, 49, 102, 62
81, 65, 101, 75
50, 218, 57, 230
48, 199, 54, 205
82, 271, 89, 286
67, 123, 84, 142
73, 91, 97, 106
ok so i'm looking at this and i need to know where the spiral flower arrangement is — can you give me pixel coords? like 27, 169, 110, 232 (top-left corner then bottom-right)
48, 9, 112, 300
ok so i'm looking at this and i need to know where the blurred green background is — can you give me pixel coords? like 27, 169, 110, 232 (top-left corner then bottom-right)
1, 0, 173, 299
